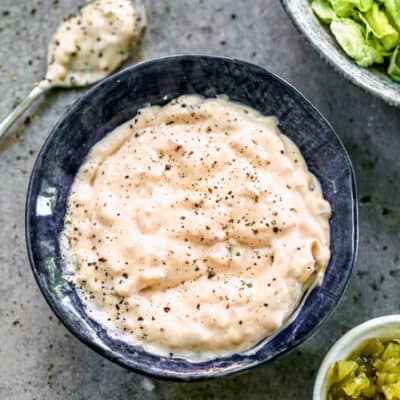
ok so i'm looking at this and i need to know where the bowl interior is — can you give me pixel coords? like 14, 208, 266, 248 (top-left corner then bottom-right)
313, 316, 400, 400
26, 55, 358, 380
281, 0, 400, 107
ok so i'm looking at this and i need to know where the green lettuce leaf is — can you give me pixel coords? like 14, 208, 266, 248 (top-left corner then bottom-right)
364, 3, 400, 50
311, 0, 400, 82
329, 0, 355, 16
311, 0, 338, 23
357, 0, 374, 12
384, 0, 400, 32
329, 0, 373, 16
367, 33, 393, 57
388, 45, 400, 81
330, 18, 385, 66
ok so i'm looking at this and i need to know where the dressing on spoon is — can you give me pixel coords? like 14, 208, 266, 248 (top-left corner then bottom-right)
0, 0, 145, 138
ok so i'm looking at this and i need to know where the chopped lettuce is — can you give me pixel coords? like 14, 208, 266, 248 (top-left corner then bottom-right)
329, 0, 355, 16
364, 3, 399, 50
331, 18, 384, 66
311, 0, 338, 23
388, 45, 400, 81
384, 0, 400, 31
311, 0, 400, 82
328, 0, 373, 16
358, 0, 374, 12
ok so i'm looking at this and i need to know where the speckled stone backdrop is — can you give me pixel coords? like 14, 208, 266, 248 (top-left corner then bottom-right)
0, 1, 399, 399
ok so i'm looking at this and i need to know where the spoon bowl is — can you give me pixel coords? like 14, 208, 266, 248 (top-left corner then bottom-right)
41, 0, 146, 89
0, 0, 146, 140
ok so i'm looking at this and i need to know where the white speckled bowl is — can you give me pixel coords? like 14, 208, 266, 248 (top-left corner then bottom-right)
313, 315, 400, 400
281, 0, 400, 107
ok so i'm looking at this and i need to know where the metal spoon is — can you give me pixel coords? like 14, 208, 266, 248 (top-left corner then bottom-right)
0, 0, 146, 141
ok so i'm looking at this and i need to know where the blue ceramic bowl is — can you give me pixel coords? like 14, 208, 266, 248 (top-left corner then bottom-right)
26, 55, 358, 381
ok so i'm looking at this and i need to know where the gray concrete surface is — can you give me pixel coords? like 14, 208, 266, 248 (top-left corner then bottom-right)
0, 1, 399, 399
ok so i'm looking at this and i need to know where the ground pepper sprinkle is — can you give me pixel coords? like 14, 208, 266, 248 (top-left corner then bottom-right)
62, 95, 331, 355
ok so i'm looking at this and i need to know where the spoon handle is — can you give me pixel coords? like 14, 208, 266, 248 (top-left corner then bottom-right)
0, 85, 48, 141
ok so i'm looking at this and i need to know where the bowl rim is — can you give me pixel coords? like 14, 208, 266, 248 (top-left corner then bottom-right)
25, 54, 359, 381
280, 0, 400, 108
313, 315, 400, 399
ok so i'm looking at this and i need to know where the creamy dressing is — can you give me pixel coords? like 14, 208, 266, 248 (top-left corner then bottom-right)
62, 95, 331, 356
43, 0, 140, 88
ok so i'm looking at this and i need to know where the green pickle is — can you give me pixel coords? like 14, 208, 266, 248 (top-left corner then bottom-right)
328, 339, 400, 399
